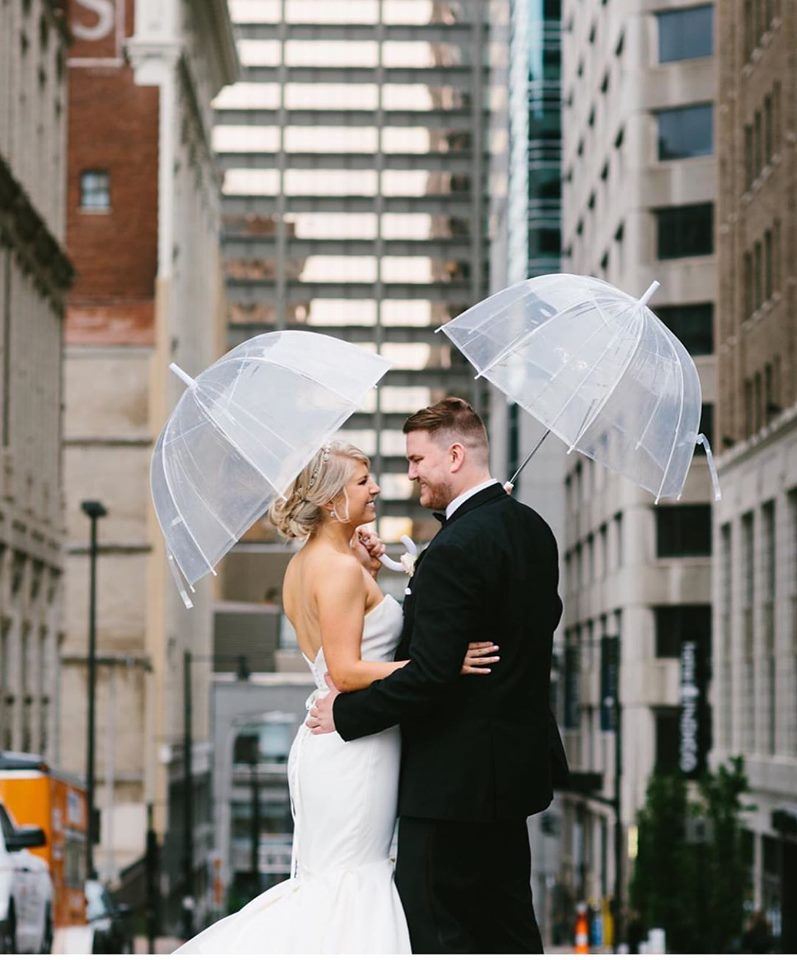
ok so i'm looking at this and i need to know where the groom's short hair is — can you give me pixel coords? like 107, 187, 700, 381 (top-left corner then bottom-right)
403, 397, 489, 456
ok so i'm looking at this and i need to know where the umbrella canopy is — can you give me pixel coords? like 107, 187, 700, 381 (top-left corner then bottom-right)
439, 273, 720, 503
151, 331, 390, 606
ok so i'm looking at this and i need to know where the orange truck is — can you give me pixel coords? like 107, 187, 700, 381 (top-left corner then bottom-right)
0, 753, 88, 929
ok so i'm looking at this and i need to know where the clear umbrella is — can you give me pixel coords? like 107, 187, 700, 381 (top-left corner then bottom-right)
151, 331, 391, 607
439, 273, 721, 503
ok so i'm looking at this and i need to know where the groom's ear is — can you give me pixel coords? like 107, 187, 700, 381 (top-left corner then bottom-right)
448, 442, 466, 472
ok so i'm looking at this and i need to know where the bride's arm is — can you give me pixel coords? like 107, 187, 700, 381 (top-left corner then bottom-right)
316, 556, 409, 693
317, 560, 501, 692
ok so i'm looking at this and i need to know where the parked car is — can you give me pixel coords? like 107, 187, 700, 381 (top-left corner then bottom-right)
86, 879, 133, 954
0, 803, 54, 953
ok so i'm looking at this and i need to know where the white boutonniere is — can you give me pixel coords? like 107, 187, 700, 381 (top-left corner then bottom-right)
400, 552, 416, 576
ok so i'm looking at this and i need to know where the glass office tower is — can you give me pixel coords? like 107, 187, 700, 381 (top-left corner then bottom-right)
215, 0, 490, 542
488, 0, 565, 941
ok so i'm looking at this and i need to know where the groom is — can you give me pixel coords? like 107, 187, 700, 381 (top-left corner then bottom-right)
309, 397, 567, 953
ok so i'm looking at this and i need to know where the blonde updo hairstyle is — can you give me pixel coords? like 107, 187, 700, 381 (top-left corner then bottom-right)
268, 441, 370, 540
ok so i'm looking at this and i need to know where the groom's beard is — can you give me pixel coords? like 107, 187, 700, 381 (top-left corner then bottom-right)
418, 479, 452, 511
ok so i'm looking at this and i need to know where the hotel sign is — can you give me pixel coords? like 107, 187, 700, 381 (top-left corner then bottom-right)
679, 637, 710, 778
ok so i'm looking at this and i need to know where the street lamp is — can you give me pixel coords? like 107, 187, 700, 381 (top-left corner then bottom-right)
182, 652, 251, 938
81, 499, 107, 881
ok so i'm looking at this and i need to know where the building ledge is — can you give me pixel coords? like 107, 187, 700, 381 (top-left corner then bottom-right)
717, 401, 797, 473
0, 156, 73, 308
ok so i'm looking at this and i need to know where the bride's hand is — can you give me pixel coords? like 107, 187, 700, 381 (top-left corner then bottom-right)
461, 642, 500, 675
351, 527, 384, 578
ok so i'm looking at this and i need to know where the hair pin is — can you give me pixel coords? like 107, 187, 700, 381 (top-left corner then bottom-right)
307, 442, 331, 490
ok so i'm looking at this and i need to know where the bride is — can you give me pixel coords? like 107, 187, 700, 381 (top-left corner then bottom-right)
176, 441, 498, 954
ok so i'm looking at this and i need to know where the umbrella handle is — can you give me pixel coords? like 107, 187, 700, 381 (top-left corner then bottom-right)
696, 433, 722, 502
378, 535, 419, 574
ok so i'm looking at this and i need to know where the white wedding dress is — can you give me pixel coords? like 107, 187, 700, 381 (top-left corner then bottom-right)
176, 594, 411, 955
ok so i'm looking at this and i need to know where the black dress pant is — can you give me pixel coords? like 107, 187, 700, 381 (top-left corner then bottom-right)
394, 816, 543, 954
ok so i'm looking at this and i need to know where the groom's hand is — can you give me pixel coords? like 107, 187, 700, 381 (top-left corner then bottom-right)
306, 674, 340, 735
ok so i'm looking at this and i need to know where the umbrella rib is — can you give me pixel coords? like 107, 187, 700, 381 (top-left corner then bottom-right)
452, 277, 554, 339
473, 288, 632, 379
159, 415, 219, 581
211, 354, 375, 412
188, 388, 289, 494
472, 296, 575, 376
654, 330, 687, 503
633, 320, 673, 454
174, 433, 245, 543
563, 299, 645, 452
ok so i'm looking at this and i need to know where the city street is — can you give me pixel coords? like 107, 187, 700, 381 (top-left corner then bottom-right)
1, 0, 796, 953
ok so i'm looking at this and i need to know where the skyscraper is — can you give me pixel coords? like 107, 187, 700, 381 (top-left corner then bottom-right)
714, 1, 797, 947
488, 0, 565, 940
558, 0, 717, 933
214, 0, 490, 558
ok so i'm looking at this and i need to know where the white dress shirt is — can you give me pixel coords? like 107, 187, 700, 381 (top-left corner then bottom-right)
445, 478, 500, 520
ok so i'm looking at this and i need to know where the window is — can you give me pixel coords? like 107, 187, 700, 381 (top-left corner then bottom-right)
754, 111, 763, 177
79, 170, 110, 212
719, 524, 733, 747
763, 364, 777, 423
656, 104, 713, 160
764, 230, 773, 300
656, 303, 714, 355
654, 605, 711, 658
698, 403, 714, 449
656, 505, 712, 557
657, 5, 713, 62
744, 252, 754, 317
741, 512, 755, 749
764, 95, 773, 163
754, 240, 763, 310
744, 125, 753, 187
563, 643, 580, 729
655, 204, 713, 259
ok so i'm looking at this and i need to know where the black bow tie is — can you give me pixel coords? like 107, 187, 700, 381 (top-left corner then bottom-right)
433, 511, 447, 526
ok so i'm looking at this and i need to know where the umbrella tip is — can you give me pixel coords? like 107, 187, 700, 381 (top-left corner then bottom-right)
169, 362, 196, 388
639, 281, 660, 306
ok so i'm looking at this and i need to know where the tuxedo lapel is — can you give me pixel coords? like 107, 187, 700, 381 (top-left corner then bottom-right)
445, 482, 506, 526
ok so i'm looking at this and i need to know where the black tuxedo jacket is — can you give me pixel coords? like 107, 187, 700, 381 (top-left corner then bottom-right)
333, 482, 568, 822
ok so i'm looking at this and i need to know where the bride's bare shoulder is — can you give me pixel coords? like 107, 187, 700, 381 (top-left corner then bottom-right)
291, 541, 362, 584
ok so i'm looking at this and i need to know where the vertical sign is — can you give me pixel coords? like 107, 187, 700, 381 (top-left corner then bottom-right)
600, 636, 618, 731
679, 636, 710, 778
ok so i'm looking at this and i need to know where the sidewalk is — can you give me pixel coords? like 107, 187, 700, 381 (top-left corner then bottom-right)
133, 935, 184, 953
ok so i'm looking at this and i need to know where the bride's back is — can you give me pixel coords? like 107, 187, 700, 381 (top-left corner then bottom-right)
282, 542, 380, 663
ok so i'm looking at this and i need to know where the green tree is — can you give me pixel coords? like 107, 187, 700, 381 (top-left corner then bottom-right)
629, 773, 700, 951
629, 758, 750, 953
698, 756, 751, 952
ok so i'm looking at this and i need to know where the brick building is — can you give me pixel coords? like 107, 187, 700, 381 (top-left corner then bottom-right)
0, 0, 72, 764
62, 0, 237, 931
713, 1, 797, 949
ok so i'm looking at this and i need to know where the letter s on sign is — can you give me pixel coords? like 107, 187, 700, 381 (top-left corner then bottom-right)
73, 0, 115, 42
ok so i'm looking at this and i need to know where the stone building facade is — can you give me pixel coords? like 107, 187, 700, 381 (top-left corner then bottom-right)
558, 0, 717, 936
0, 0, 72, 764
61, 0, 237, 930
714, 1, 797, 948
